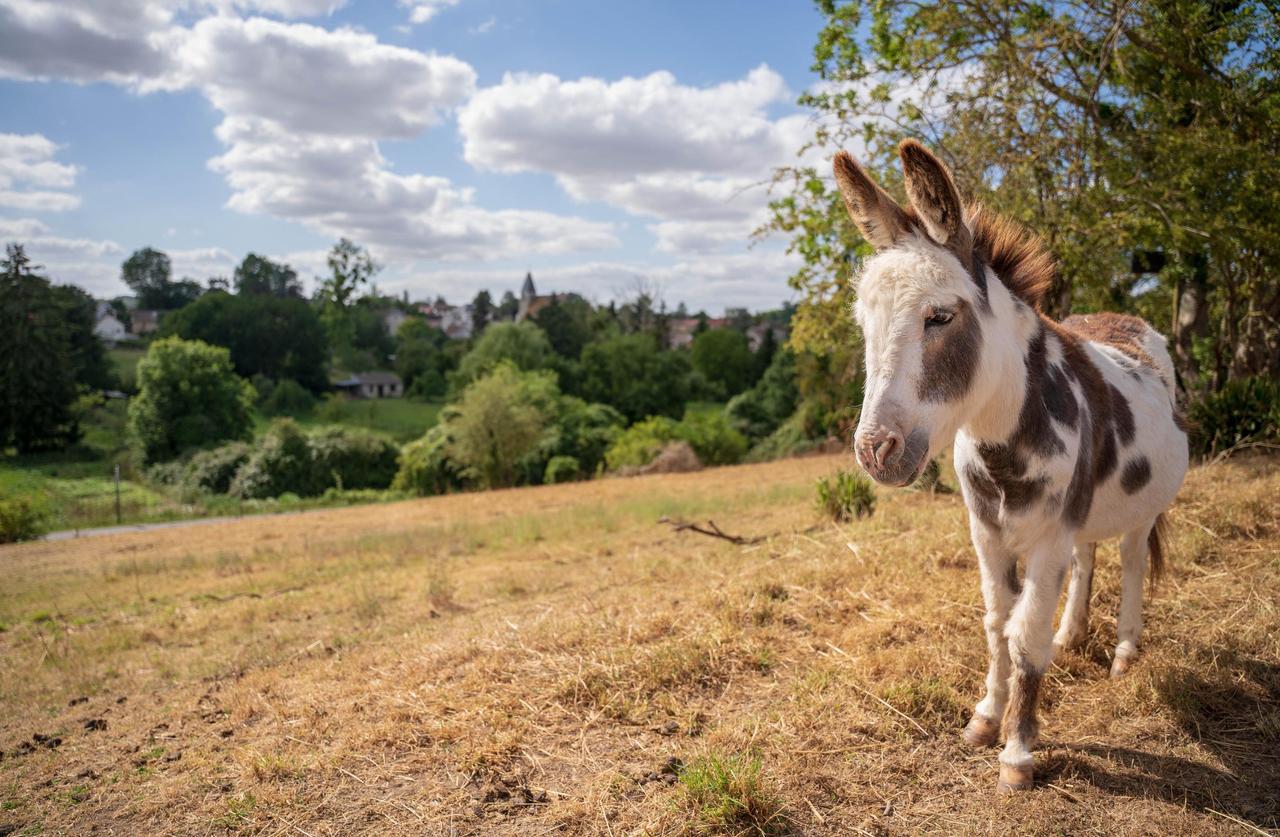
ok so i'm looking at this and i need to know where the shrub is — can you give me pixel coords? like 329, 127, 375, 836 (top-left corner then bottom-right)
746, 412, 818, 462
0, 495, 49, 543
308, 426, 399, 490
604, 416, 681, 471
679, 754, 787, 836
447, 364, 554, 488
393, 424, 461, 496
1188, 376, 1280, 455
230, 419, 321, 499
543, 455, 581, 484
521, 397, 625, 482
186, 442, 252, 494
677, 411, 748, 466
127, 337, 255, 464
816, 470, 875, 521
259, 378, 316, 416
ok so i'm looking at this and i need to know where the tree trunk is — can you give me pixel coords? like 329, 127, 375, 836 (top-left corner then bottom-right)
1171, 251, 1210, 394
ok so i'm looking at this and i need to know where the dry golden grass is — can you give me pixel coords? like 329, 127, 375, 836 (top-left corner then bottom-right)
1, 452, 1278, 835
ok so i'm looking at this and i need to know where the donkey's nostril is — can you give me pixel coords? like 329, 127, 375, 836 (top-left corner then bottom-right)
873, 434, 900, 468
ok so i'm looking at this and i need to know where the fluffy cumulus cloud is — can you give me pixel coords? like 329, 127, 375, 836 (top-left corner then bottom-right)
399, 0, 460, 25
0, 133, 80, 211
458, 65, 814, 253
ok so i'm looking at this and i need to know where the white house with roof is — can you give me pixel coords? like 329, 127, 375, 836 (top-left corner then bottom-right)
333, 371, 404, 399
93, 302, 132, 345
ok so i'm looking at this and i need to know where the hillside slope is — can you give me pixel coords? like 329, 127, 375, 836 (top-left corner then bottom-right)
2, 453, 1277, 835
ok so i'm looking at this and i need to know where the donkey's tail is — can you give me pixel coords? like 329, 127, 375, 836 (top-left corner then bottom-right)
1148, 512, 1169, 589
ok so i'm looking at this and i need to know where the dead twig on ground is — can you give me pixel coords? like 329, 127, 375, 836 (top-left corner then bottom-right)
657, 516, 767, 545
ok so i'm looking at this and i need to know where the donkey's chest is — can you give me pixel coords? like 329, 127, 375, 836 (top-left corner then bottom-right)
953, 434, 1075, 544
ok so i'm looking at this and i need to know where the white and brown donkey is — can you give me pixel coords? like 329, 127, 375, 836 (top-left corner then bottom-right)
837, 141, 1188, 792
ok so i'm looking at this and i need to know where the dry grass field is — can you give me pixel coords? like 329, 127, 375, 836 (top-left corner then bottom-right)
2, 452, 1278, 835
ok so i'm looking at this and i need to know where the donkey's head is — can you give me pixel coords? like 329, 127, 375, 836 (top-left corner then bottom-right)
837, 141, 999, 486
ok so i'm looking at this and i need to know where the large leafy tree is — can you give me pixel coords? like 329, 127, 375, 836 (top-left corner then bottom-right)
471, 290, 493, 335
451, 321, 554, 391
127, 336, 255, 464
691, 328, 756, 398
161, 292, 329, 392
768, 0, 1280, 393
234, 254, 302, 298
0, 245, 81, 452
121, 247, 202, 309
446, 363, 555, 488
532, 293, 593, 359
576, 333, 691, 423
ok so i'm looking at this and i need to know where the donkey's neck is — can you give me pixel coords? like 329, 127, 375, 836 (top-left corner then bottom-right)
958, 288, 1041, 445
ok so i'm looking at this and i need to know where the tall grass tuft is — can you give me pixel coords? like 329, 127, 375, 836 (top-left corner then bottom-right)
679, 753, 789, 835
815, 470, 875, 522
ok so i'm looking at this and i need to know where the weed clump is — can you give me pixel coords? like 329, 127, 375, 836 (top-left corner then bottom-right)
679, 753, 789, 835
815, 470, 875, 521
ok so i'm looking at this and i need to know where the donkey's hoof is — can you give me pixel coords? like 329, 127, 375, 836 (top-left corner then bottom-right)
963, 714, 1000, 748
1110, 655, 1134, 678
997, 764, 1034, 793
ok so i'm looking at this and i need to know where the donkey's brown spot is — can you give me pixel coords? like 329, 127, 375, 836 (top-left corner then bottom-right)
1002, 662, 1042, 749
1110, 384, 1135, 445
1044, 364, 1078, 429
963, 465, 1000, 528
1120, 456, 1151, 494
1010, 328, 1064, 457
1062, 312, 1160, 377
1005, 563, 1022, 595
917, 301, 981, 403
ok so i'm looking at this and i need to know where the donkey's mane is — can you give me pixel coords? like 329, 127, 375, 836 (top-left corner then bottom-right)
967, 203, 1056, 311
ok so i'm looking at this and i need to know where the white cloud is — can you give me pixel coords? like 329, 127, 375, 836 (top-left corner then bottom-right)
0, 133, 81, 211
458, 65, 812, 237
155, 17, 476, 137
400, 0, 459, 25
168, 245, 237, 279
0, 216, 50, 238
0, 0, 176, 85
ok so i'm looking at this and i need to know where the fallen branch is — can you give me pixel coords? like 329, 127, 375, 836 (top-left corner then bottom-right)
657, 516, 767, 545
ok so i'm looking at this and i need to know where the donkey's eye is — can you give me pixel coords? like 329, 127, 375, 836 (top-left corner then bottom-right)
926, 310, 954, 327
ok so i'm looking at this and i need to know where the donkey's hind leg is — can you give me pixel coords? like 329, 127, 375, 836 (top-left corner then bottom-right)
1053, 542, 1095, 654
1110, 522, 1154, 677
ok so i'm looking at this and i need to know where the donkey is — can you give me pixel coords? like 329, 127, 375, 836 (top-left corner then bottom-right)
835, 141, 1188, 792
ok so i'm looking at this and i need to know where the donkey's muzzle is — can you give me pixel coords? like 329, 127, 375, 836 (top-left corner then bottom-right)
855, 425, 929, 487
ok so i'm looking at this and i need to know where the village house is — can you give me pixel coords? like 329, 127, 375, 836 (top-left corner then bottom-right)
93, 302, 132, 345
130, 309, 161, 335
332, 371, 404, 399
515, 272, 567, 322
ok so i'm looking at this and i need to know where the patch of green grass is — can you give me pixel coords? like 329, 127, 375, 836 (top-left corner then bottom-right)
108, 346, 146, 392
295, 397, 444, 442
211, 793, 257, 830
815, 470, 875, 522
679, 753, 789, 835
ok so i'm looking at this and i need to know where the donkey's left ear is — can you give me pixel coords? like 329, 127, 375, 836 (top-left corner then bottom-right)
898, 140, 965, 246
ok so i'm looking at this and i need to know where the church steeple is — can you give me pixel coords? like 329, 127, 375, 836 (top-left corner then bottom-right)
520, 271, 536, 302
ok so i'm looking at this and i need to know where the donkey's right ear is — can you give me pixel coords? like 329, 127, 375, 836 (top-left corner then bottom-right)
833, 150, 909, 250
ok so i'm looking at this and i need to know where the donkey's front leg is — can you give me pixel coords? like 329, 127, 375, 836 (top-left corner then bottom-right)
963, 518, 1017, 749
998, 534, 1072, 792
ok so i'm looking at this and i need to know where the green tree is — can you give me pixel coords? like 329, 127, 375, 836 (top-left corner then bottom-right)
691, 328, 755, 398
452, 321, 554, 390
395, 318, 450, 395
121, 247, 202, 309
127, 336, 254, 464
0, 245, 81, 452
495, 290, 520, 321
532, 293, 593, 359
447, 364, 554, 488
727, 349, 799, 440
471, 290, 493, 335
55, 284, 112, 391
161, 292, 329, 392
318, 238, 379, 309
577, 333, 691, 423
234, 253, 302, 298
769, 0, 1280, 393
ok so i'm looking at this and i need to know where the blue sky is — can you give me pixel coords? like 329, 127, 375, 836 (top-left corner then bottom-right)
0, 0, 828, 313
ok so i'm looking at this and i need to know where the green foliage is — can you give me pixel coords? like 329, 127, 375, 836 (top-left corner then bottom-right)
543, 455, 581, 484
395, 318, 450, 395
746, 411, 817, 463
691, 328, 755, 398
307, 426, 399, 491
185, 442, 252, 495
1188, 376, 1280, 456
0, 245, 88, 452
312, 396, 441, 443
256, 378, 317, 417
162, 292, 329, 392
233, 253, 302, 298
816, 470, 875, 522
603, 411, 747, 470
451, 321, 554, 391
676, 410, 749, 466
127, 337, 255, 464
120, 247, 202, 310
0, 494, 49, 543
393, 424, 461, 496
604, 416, 681, 471
446, 364, 554, 488
521, 397, 625, 482
229, 420, 399, 499
532, 294, 593, 359
678, 754, 788, 836
576, 334, 691, 423
727, 349, 800, 440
